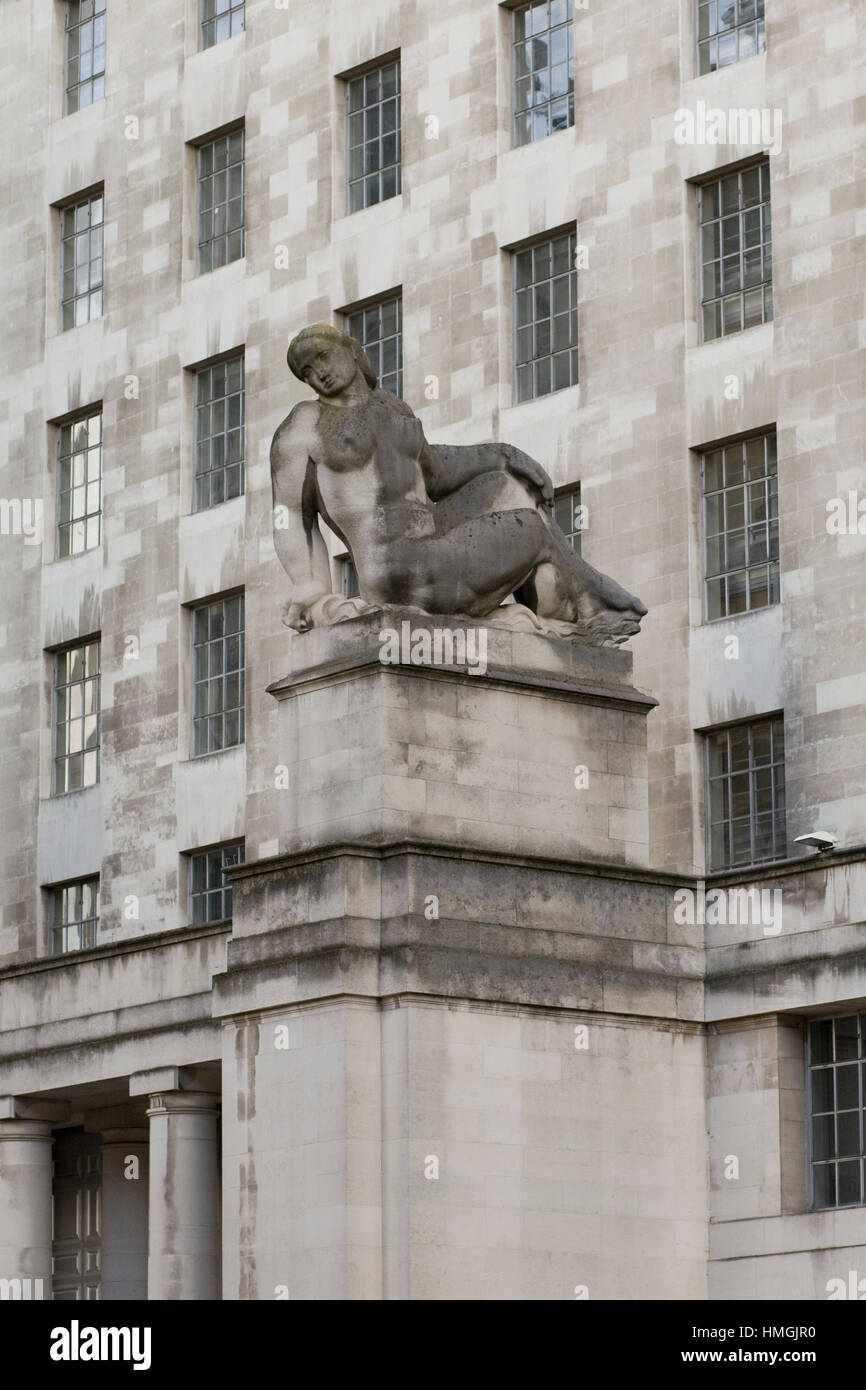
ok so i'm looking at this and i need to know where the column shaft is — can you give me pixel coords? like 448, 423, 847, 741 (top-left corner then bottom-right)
146, 1092, 219, 1300
0, 1120, 53, 1296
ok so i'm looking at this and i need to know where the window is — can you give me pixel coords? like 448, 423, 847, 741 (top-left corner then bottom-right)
809, 1015, 866, 1210
201, 0, 244, 49
57, 410, 102, 556
189, 842, 244, 924
192, 594, 245, 756
346, 294, 402, 397
553, 485, 583, 555
54, 639, 100, 793
706, 716, 785, 869
346, 59, 401, 213
65, 0, 106, 114
703, 431, 779, 619
699, 162, 772, 341
698, 0, 765, 75
337, 555, 360, 598
512, 0, 574, 147
51, 878, 99, 953
514, 229, 578, 402
194, 356, 244, 509
61, 191, 104, 330
197, 128, 245, 272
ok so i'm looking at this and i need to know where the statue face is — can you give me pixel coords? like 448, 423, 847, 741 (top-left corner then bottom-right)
295, 340, 358, 398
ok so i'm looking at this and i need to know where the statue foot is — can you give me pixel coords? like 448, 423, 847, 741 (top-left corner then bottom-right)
488, 600, 645, 646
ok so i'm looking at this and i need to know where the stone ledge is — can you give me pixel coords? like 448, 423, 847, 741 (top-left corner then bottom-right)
0, 919, 231, 983
226, 835, 692, 887
269, 656, 659, 714
268, 608, 658, 712
212, 914, 705, 1021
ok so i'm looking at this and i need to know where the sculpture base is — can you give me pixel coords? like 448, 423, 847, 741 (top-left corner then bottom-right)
263, 610, 656, 865
282, 598, 640, 646
216, 620, 706, 1300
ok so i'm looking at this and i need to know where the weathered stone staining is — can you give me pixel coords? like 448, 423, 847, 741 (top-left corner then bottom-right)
270, 323, 648, 646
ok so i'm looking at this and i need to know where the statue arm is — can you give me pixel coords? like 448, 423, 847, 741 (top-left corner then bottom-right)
423, 442, 554, 509
270, 406, 333, 623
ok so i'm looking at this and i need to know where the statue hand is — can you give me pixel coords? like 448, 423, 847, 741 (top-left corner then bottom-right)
280, 582, 330, 631
281, 597, 318, 632
281, 589, 376, 632
499, 445, 554, 510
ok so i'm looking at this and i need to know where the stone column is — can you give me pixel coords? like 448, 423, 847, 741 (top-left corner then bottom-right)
0, 1099, 58, 1298
99, 1129, 149, 1300
130, 1071, 220, 1300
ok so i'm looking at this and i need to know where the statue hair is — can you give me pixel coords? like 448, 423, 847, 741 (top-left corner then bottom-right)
287, 323, 378, 388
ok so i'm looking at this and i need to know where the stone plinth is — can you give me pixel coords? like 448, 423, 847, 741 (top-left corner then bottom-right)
218, 619, 707, 1300
265, 611, 655, 866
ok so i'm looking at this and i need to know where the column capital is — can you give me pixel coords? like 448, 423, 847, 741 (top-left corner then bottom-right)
0, 1118, 55, 1144
145, 1091, 220, 1119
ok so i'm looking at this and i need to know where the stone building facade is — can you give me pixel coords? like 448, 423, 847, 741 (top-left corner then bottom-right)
0, 0, 864, 1299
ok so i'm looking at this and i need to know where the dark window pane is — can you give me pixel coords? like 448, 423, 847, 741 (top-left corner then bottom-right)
835, 1016, 860, 1061
837, 1064, 859, 1111
812, 1114, 835, 1160
812, 1164, 835, 1208
837, 1111, 860, 1158
838, 1161, 861, 1206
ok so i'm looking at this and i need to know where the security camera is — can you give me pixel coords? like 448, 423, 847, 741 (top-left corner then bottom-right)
794, 831, 838, 853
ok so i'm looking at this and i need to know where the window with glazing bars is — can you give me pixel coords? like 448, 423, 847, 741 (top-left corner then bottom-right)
201, 0, 244, 49
697, 0, 765, 76
194, 357, 244, 509
54, 639, 100, 794
702, 431, 779, 620
706, 716, 785, 869
514, 229, 578, 402
189, 842, 244, 924
553, 485, 583, 556
809, 1015, 866, 1210
61, 191, 104, 330
65, 0, 106, 113
57, 410, 102, 557
198, 128, 245, 272
699, 162, 772, 340
513, 0, 574, 147
192, 595, 244, 756
52, 878, 99, 953
346, 295, 402, 397
346, 60, 401, 213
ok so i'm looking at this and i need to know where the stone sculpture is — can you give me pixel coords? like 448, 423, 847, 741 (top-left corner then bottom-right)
271, 323, 647, 645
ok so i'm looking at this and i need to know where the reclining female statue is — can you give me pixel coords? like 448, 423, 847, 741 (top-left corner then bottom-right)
270, 323, 647, 645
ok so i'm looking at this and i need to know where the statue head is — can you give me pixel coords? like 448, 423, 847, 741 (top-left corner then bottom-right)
287, 323, 377, 398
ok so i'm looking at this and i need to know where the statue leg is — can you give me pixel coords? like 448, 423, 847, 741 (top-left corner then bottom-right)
431, 468, 548, 532
430, 472, 646, 631
528, 521, 647, 625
